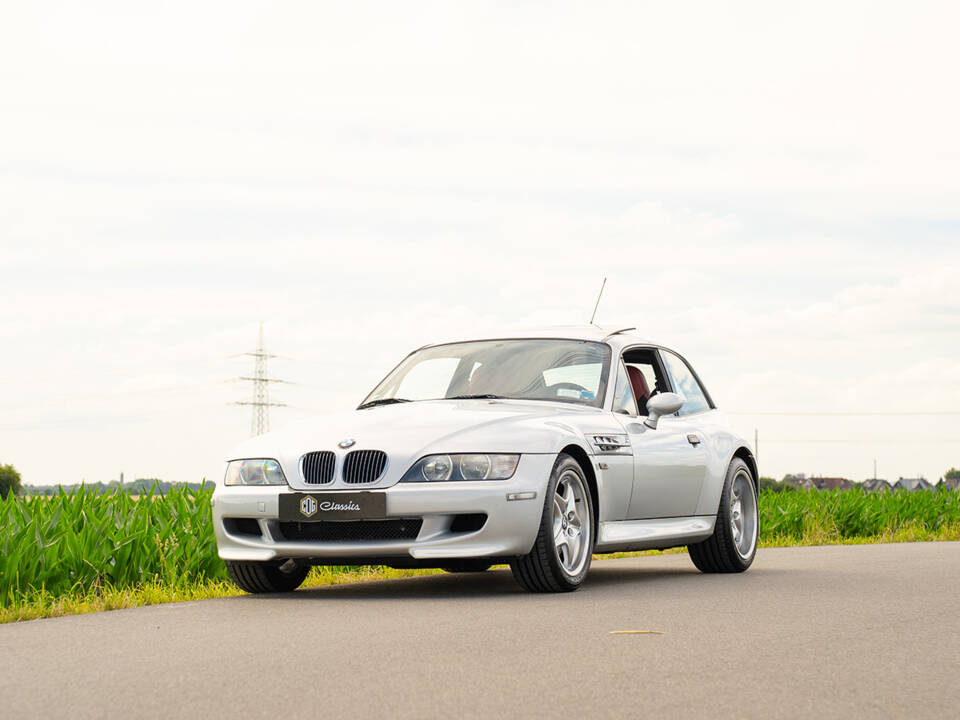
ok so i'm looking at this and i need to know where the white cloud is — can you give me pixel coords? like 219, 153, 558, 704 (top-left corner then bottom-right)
1, 1, 959, 486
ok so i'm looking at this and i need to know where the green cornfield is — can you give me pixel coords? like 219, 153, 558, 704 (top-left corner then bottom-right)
2, 484, 959, 608
0, 485, 226, 605
760, 487, 960, 541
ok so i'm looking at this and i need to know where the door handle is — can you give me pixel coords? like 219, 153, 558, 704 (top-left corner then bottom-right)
687, 434, 701, 446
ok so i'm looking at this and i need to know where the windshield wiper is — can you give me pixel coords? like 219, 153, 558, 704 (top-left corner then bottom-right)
357, 398, 414, 409
446, 394, 506, 400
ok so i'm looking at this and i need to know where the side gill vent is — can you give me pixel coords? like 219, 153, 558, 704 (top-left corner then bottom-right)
590, 434, 632, 455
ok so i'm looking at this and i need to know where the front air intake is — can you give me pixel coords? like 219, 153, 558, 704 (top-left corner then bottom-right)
223, 517, 263, 538
342, 450, 388, 484
278, 518, 421, 542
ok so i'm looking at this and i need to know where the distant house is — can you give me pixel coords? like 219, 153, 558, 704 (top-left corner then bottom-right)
782, 474, 806, 489
936, 477, 960, 492
783, 474, 852, 491
812, 477, 853, 491
862, 478, 892, 493
893, 477, 933, 492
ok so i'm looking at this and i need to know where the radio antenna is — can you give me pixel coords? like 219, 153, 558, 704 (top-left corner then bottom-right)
589, 277, 607, 325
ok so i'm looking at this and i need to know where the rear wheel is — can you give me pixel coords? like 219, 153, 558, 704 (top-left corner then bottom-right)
225, 560, 310, 593
688, 458, 758, 573
510, 454, 594, 593
441, 560, 493, 573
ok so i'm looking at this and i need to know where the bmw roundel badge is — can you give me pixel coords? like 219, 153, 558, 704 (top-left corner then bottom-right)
338, 438, 356, 448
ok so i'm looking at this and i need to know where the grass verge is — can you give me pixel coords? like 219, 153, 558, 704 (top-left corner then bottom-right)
0, 566, 446, 624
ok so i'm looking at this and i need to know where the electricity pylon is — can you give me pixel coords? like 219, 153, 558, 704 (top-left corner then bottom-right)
233, 323, 288, 436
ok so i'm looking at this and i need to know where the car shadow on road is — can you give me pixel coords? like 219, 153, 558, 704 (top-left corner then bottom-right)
229, 560, 743, 602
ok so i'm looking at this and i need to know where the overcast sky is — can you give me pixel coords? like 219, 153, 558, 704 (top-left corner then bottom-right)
2, 1, 958, 487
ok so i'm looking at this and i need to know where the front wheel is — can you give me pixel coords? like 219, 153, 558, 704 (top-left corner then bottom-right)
688, 458, 758, 573
225, 560, 310, 593
510, 454, 594, 593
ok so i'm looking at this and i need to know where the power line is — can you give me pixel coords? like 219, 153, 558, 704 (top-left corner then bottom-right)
232, 323, 289, 436
728, 411, 960, 416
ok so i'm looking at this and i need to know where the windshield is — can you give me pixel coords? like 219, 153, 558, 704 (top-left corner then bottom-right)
362, 339, 611, 409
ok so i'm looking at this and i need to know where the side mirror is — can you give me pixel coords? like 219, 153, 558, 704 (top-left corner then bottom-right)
644, 392, 684, 429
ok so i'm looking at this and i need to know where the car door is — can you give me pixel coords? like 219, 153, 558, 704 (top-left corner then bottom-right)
611, 349, 708, 519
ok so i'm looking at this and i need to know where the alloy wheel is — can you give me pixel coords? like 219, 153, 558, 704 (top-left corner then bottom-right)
553, 469, 591, 576
730, 470, 758, 559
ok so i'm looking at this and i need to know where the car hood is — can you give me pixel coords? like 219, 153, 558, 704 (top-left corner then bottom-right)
228, 399, 605, 487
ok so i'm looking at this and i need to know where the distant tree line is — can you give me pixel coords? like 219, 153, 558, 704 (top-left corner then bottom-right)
760, 467, 960, 494
759, 476, 794, 493
1, 458, 211, 497
20, 478, 209, 496
5, 460, 959, 498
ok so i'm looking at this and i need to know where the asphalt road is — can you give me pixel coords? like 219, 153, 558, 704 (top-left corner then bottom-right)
2, 543, 958, 719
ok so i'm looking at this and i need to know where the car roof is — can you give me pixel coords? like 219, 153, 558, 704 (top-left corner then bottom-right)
420, 325, 665, 354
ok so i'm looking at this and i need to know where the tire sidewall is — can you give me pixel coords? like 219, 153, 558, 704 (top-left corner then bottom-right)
540, 454, 594, 587
720, 458, 758, 570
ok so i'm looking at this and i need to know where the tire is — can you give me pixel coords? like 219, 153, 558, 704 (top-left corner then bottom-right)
510, 453, 594, 593
688, 458, 758, 573
225, 560, 310, 593
441, 560, 493, 573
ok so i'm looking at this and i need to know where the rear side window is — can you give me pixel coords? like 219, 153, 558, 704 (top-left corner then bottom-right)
660, 350, 711, 416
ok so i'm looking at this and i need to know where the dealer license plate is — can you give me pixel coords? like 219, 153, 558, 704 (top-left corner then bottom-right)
279, 492, 386, 522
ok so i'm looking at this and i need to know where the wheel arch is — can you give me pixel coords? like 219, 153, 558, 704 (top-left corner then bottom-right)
559, 443, 599, 532
731, 446, 759, 494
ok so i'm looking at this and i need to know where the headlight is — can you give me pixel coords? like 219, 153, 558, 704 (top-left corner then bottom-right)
224, 459, 288, 486
401, 454, 520, 482
422, 455, 453, 481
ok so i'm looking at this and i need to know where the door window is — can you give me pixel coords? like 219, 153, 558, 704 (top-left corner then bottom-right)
621, 348, 669, 416
660, 350, 711, 416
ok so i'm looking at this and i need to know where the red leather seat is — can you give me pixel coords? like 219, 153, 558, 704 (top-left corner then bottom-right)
626, 365, 651, 414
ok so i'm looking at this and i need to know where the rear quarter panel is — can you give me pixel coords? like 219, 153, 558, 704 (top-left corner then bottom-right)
690, 410, 756, 516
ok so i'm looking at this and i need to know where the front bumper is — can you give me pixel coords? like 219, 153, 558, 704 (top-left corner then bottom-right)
212, 454, 555, 564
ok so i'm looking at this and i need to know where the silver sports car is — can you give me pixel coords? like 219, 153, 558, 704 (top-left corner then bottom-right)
213, 326, 759, 593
